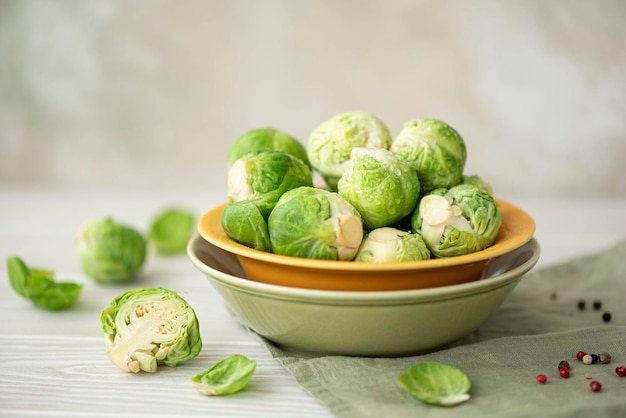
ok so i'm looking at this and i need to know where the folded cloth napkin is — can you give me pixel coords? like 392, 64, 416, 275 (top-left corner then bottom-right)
255, 240, 626, 418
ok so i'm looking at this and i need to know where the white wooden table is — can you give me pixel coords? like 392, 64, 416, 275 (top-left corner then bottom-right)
1, 186, 625, 417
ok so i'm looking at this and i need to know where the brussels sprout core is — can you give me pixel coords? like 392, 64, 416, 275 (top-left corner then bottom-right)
101, 288, 202, 373
360, 227, 406, 262
420, 195, 472, 248
335, 214, 363, 260
227, 159, 254, 202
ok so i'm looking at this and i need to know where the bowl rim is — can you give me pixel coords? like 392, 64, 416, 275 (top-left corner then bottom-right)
197, 199, 536, 272
188, 234, 541, 306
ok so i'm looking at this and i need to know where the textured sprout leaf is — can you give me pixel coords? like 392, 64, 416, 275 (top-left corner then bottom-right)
148, 207, 195, 255
6, 256, 83, 310
227, 127, 310, 169
100, 287, 202, 373
398, 361, 471, 406
191, 354, 257, 396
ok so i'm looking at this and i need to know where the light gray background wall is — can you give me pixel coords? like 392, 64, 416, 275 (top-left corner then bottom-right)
1, 0, 625, 199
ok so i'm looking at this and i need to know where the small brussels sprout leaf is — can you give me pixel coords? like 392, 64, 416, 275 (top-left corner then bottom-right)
75, 217, 147, 284
391, 119, 466, 194
6, 256, 83, 310
227, 150, 313, 219
191, 354, 257, 396
100, 287, 202, 373
268, 187, 363, 260
148, 207, 195, 255
221, 201, 271, 252
412, 185, 501, 258
227, 127, 310, 168
398, 361, 471, 406
307, 110, 392, 191
338, 148, 420, 229
355, 227, 430, 262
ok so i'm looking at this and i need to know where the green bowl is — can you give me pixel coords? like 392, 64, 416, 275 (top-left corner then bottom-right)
188, 235, 540, 357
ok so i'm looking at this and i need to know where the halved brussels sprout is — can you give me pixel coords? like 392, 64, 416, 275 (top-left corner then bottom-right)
75, 217, 147, 284
221, 200, 271, 252
227, 150, 313, 219
227, 127, 310, 168
100, 287, 202, 373
307, 110, 392, 191
354, 227, 430, 262
411, 184, 501, 257
337, 148, 420, 229
391, 119, 466, 194
268, 187, 363, 260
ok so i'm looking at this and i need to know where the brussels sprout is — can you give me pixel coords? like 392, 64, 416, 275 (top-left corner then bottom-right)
6, 256, 82, 310
221, 200, 271, 252
337, 148, 420, 229
391, 119, 467, 194
227, 150, 313, 219
307, 110, 392, 191
191, 354, 257, 396
100, 287, 202, 373
75, 217, 147, 284
227, 127, 310, 168
268, 187, 363, 260
461, 174, 493, 195
148, 207, 195, 255
412, 184, 501, 257
354, 227, 430, 262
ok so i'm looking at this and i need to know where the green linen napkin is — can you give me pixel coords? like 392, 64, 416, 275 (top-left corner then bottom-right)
255, 240, 626, 418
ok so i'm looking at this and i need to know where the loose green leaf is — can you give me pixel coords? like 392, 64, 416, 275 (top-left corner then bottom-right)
6, 256, 83, 310
191, 354, 256, 396
148, 207, 196, 255
398, 361, 471, 406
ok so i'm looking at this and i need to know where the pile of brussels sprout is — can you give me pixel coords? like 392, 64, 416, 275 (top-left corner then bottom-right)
222, 111, 502, 263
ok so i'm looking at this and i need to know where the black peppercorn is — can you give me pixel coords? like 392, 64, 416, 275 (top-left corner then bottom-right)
593, 300, 602, 311
602, 312, 612, 322
558, 360, 570, 370
577, 300, 586, 310
599, 352, 612, 364
591, 354, 600, 364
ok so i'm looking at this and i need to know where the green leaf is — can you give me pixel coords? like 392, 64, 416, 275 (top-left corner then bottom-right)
5, 256, 82, 310
398, 361, 471, 406
148, 208, 195, 255
191, 354, 256, 396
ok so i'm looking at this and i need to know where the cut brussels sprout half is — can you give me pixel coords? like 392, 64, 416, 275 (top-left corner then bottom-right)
399, 361, 471, 406
100, 287, 202, 373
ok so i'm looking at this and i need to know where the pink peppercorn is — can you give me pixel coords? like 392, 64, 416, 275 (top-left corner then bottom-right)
536, 374, 547, 384
576, 351, 587, 361
589, 380, 602, 392
616, 366, 626, 377
559, 368, 570, 378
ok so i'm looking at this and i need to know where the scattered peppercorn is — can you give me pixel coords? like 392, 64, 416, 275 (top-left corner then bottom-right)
536, 374, 547, 384
599, 352, 612, 364
576, 351, 587, 361
589, 380, 602, 392
558, 360, 570, 371
592, 300, 602, 310
559, 367, 570, 378
602, 312, 612, 322
582, 354, 594, 365
592, 354, 600, 364
616, 366, 626, 377
577, 300, 586, 310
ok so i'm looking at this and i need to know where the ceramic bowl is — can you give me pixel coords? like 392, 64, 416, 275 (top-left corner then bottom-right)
197, 200, 535, 291
188, 235, 540, 357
